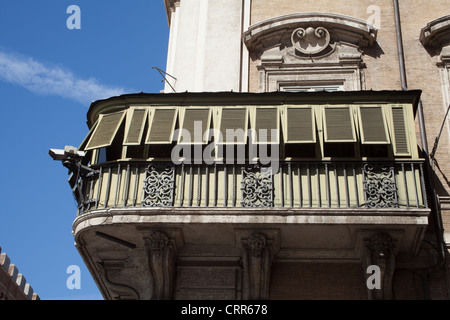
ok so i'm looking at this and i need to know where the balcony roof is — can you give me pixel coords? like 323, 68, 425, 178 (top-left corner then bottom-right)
86, 90, 422, 127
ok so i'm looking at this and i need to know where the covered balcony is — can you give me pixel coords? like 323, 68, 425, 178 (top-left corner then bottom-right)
52, 90, 432, 300
68, 90, 428, 213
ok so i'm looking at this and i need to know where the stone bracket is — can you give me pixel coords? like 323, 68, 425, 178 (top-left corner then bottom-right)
355, 230, 403, 300
140, 228, 184, 300
96, 259, 140, 300
235, 229, 280, 300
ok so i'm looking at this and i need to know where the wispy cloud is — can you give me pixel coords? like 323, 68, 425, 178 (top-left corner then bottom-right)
0, 50, 133, 105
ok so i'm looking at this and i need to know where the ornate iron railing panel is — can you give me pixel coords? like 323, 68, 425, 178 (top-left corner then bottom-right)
75, 161, 428, 215
142, 163, 175, 207
241, 165, 274, 207
362, 163, 398, 208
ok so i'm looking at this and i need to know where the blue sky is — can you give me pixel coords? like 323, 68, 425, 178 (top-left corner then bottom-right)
0, 1, 169, 300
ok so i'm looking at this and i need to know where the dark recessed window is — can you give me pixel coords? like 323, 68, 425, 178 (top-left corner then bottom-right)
324, 142, 356, 158
285, 143, 316, 158
360, 144, 390, 158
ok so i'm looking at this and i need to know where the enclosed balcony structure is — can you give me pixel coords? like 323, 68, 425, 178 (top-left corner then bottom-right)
53, 90, 431, 300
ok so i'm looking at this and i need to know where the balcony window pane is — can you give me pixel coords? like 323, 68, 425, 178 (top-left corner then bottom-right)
253, 107, 279, 144
145, 108, 177, 144
218, 108, 247, 144
285, 107, 315, 143
123, 108, 148, 146
323, 107, 356, 142
359, 106, 389, 144
85, 111, 126, 150
78, 119, 98, 151
392, 106, 410, 155
179, 108, 211, 144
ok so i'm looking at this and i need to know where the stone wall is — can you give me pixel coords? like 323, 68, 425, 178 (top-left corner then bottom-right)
0, 247, 39, 300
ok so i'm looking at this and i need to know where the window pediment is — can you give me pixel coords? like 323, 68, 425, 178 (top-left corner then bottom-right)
244, 13, 377, 93
420, 15, 450, 50
244, 12, 378, 58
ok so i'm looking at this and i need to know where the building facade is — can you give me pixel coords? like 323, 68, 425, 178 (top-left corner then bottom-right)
51, 0, 450, 299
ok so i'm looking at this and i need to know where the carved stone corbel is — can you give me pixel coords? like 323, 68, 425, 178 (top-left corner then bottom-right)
96, 260, 139, 300
361, 232, 396, 300
236, 230, 280, 300
143, 231, 178, 300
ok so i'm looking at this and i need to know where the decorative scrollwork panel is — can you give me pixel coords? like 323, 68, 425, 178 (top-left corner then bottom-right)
143, 163, 175, 207
241, 165, 274, 207
362, 163, 398, 208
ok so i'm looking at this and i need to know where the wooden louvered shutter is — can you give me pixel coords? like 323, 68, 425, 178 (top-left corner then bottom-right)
85, 111, 126, 150
146, 108, 177, 144
179, 108, 211, 144
78, 120, 98, 151
391, 106, 410, 155
219, 108, 247, 144
359, 106, 389, 144
254, 107, 279, 144
124, 108, 148, 145
324, 107, 356, 142
286, 107, 315, 143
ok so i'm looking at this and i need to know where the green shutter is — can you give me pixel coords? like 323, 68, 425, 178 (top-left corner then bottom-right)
286, 107, 315, 143
124, 108, 148, 145
324, 107, 356, 142
146, 108, 177, 144
219, 108, 247, 144
254, 107, 279, 144
180, 108, 211, 144
392, 106, 410, 155
85, 111, 126, 150
359, 106, 389, 144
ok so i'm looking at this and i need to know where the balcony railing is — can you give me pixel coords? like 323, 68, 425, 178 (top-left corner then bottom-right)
73, 160, 428, 215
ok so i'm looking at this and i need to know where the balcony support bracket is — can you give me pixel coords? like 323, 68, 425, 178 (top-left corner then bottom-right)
357, 230, 400, 300
235, 229, 280, 300
142, 229, 183, 300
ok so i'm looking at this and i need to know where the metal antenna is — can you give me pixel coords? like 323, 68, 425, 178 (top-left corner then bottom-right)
152, 66, 177, 93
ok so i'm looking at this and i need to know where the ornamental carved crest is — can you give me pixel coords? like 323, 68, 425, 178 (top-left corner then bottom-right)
291, 26, 331, 55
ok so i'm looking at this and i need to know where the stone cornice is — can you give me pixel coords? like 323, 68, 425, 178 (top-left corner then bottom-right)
243, 12, 378, 53
72, 206, 430, 239
163, 0, 180, 26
